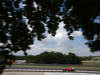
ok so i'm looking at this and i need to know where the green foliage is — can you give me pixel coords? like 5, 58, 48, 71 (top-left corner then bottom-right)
24, 51, 81, 64
79, 56, 92, 61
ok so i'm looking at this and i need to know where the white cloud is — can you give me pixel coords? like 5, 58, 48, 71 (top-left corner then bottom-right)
14, 22, 100, 56
71, 31, 82, 37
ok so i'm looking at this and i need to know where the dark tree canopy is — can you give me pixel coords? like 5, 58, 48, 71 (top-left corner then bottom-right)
29, 51, 81, 64
0, 0, 100, 74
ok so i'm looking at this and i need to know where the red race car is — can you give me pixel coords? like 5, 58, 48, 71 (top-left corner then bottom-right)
63, 67, 75, 72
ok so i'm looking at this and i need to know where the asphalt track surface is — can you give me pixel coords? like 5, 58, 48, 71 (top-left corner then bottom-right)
2, 72, 100, 75
4, 68, 100, 74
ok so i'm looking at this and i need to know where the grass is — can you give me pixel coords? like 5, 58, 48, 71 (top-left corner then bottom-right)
9, 64, 100, 70
11, 64, 66, 68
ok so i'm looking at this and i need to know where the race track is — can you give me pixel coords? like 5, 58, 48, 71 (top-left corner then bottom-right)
3, 72, 100, 75
4, 68, 100, 74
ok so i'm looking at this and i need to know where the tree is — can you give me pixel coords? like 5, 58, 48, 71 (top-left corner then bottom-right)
34, 51, 56, 64
0, 0, 100, 74
30, 51, 81, 64
66, 53, 81, 64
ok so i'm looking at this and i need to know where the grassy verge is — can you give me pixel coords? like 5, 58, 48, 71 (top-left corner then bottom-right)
9, 64, 100, 70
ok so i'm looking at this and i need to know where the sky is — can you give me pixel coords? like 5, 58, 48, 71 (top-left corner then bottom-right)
14, 22, 100, 56
12, 0, 100, 56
